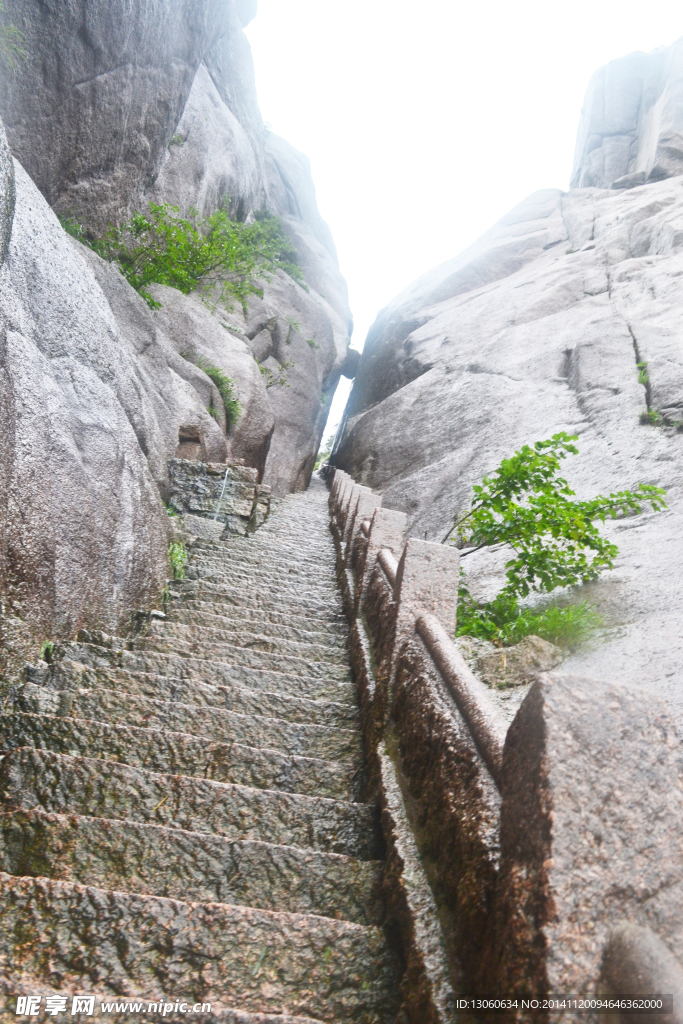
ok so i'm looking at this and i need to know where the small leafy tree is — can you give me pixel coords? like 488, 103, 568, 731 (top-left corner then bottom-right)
85, 202, 301, 310
446, 433, 667, 646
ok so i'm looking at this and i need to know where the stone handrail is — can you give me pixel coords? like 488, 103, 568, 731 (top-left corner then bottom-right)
416, 613, 506, 785
326, 464, 683, 1022
377, 548, 398, 586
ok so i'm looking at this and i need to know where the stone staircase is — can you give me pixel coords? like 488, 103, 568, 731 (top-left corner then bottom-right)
0, 479, 402, 1023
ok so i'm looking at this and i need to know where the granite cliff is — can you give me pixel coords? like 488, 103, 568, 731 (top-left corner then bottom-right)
334, 37, 683, 721
0, 0, 352, 671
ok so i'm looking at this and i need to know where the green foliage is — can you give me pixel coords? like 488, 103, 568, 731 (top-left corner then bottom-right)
192, 355, 241, 430
0, 4, 26, 69
306, 337, 321, 350
259, 360, 293, 389
448, 432, 666, 647
456, 587, 602, 649
168, 134, 184, 148
168, 542, 187, 580
640, 409, 663, 426
59, 216, 91, 246
39, 640, 54, 663
637, 360, 649, 386
314, 431, 336, 470
163, 502, 178, 518
91, 202, 302, 310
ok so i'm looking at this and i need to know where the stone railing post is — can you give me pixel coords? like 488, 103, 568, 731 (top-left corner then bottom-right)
393, 538, 460, 647
342, 483, 370, 546
357, 508, 407, 613
330, 469, 349, 510
494, 672, 683, 1000
347, 489, 382, 553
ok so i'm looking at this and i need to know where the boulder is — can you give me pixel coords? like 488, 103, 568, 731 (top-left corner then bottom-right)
0, 0, 233, 230
0, 161, 170, 671
334, 172, 683, 721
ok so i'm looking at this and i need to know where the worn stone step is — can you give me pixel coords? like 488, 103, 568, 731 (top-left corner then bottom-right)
0, 873, 401, 1022
1, 748, 379, 859
0, 808, 383, 925
0, 713, 359, 801
166, 596, 348, 638
135, 633, 350, 679
26, 661, 359, 730
185, 565, 341, 603
57, 642, 355, 703
14, 684, 363, 765
186, 558, 337, 590
170, 579, 346, 618
145, 620, 349, 666
132, 637, 352, 683
188, 545, 335, 579
165, 607, 348, 648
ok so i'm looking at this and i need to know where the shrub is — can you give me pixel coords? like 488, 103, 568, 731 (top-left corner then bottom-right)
88, 202, 302, 310
192, 356, 241, 431
168, 542, 187, 580
314, 431, 336, 470
448, 432, 666, 647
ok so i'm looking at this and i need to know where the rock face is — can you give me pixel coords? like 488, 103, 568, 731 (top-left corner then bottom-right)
0, 0, 352, 498
334, 47, 683, 722
572, 36, 683, 189
0, 0, 352, 666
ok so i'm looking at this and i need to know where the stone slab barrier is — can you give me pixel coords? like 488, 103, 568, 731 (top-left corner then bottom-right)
326, 466, 683, 1024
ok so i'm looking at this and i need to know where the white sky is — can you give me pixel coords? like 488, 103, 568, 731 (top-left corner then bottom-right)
245, 1, 683, 438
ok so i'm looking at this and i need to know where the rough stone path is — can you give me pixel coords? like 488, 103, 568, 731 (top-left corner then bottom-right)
0, 479, 401, 1023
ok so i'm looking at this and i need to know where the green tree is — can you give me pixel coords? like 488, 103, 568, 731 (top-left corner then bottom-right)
446, 433, 667, 646
87, 202, 301, 310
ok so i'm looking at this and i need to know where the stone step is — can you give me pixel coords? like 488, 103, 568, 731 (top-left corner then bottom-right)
165, 596, 348, 638
57, 642, 356, 703
13, 684, 363, 765
1, 748, 379, 859
165, 607, 348, 648
134, 634, 350, 680
0, 808, 383, 925
187, 545, 336, 579
0, 873, 401, 1023
0, 713, 359, 801
132, 638, 352, 683
170, 579, 346, 618
145, 620, 349, 666
185, 566, 342, 604
185, 557, 337, 589
26, 661, 360, 730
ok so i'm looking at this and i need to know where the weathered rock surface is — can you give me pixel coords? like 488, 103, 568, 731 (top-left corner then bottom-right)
335, 160, 683, 720
572, 36, 683, 190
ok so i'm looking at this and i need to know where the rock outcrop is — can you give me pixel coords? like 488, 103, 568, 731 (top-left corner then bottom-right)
0, 0, 352, 667
572, 36, 683, 189
334, 40, 683, 721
